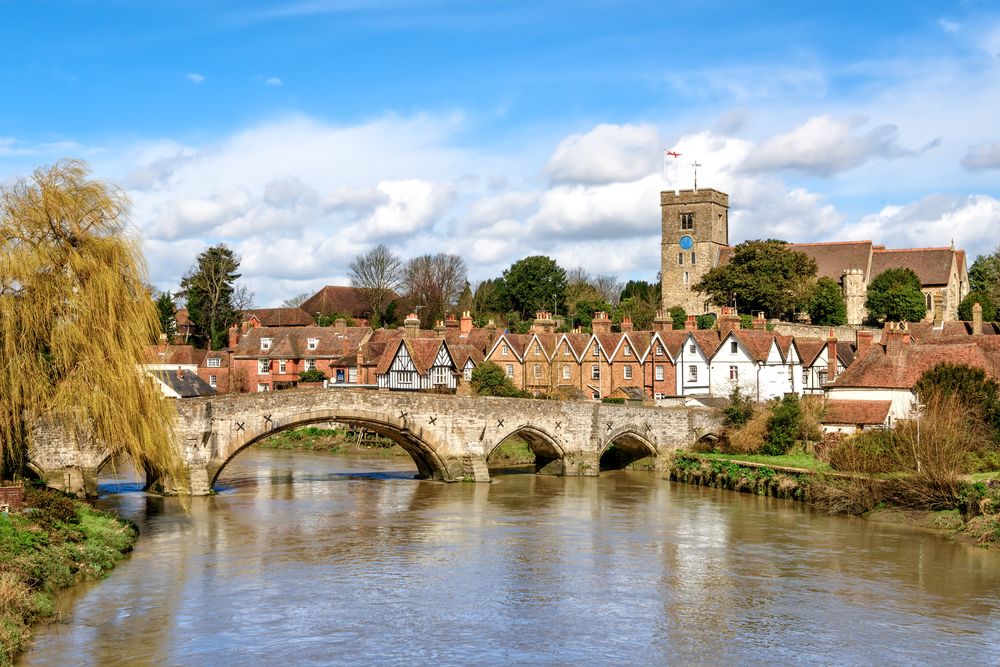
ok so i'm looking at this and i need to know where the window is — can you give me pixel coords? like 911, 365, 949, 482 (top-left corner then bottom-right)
818, 370, 828, 385
279, 360, 287, 374
433, 367, 449, 385
464, 366, 473, 381
562, 365, 571, 380
802, 371, 809, 385
624, 344, 631, 356
349, 368, 358, 383
563, 345, 570, 356
307, 338, 318, 351
623, 365, 633, 380
592, 390, 601, 399
655, 366, 664, 381
729, 365, 739, 381
678, 253, 684, 265
206, 357, 221, 368
683, 271, 690, 285
209, 374, 217, 387
656, 344, 664, 356
654, 392, 666, 400
687, 365, 698, 382
506, 364, 514, 378
533, 363, 542, 378
593, 346, 599, 357
925, 292, 932, 309
398, 371, 413, 385
591, 365, 600, 380
501, 344, 509, 356
534, 343, 542, 355
258, 359, 271, 374
688, 343, 696, 354
257, 383, 270, 392
730, 341, 738, 354
260, 338, 272, 351
305, 359, 316, 372
691, 252, 696, 265
680, 212, 694, 230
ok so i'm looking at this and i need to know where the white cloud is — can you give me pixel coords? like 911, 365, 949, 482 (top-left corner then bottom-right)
962, 141, 1000, 171
265, 77, 283, 86
939, 18, 960, 34
546, 123, 662, 185
186, 72, 206, 84
741, 114, 936, 176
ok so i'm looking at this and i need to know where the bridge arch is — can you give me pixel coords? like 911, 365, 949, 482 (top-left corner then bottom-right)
486, 425, 566, 475
209, 408, 455, 489
598, 426, 658, 471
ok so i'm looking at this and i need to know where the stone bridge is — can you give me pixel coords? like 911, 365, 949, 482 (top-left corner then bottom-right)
30, 388, 721, 496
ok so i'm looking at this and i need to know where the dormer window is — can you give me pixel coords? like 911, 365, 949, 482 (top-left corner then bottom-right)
307, 338, 318, 351
260, 338, 272, 351
207, 357, 221, 368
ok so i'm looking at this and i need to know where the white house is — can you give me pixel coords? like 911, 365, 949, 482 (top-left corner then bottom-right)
672, 332, 715, 396
709, 330, 802, 401
375, 338, 458, 392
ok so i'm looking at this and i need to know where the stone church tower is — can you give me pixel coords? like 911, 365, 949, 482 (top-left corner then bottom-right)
660, 188, 729, 314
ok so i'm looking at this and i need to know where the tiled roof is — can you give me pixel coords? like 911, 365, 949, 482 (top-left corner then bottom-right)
822, 399, 892, 425
870, 248, 956, 286
299, 286, 376, 318
691, 330, 722, 356
730, 330, 776, 362
561, 333, 592, 358
374, 337, 452, 376
836, 341, 856, 367
244, 307, 314, 327
832, 339, 1000, 389
233, 326, 372, 359
143, 344, 198, 365
175, 308, 193, 327
795, 339, 826, 367
909, 320, 1000, 339
789, 241, 874, 283
150, 369, 217, 398
450, 343, 484, 367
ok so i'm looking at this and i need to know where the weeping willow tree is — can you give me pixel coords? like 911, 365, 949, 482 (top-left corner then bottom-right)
0, 160, 183, 484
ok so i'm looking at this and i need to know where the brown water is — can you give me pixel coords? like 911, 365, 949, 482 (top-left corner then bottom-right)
19, 448, 1000, 665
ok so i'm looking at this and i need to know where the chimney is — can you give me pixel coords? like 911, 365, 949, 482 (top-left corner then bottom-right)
334, 318, 347, 334
932, 293, 944, 328
532, 310, 556, 334
620, 316, 634, 333
826, 328, 837, 384
717, 306, 741, 338
176, 368, 183, 380
973, 302, 983, 336
653, 308, 672, 332
752, 312, 766, 330
445, 313, 460, 331
592, 311, 612, 335
856, 330, 874, 355
884, 322, 907, 357
434, 320, 447, 338
460, 311, 473, 336
228, 325, 240, 348
684, 315, 697, 332
404, 313, 420, 339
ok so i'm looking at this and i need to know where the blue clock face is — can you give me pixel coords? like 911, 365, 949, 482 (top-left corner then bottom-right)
679, 235, 694, 250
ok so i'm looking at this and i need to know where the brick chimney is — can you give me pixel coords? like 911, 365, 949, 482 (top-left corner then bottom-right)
752, 312, 766, 330
684, 315, 697, 332
884, 322, 909, 357
404, 313, 420, 339
228, 325, 240, 348
653, 308, 672, 332
532, 310, 556, 334
334, 318, 347, 334
933, 293, 944, 328
176, 368, 184, 380
856, 330, 874, 355
460, 311, 473, 336
973, 302, 983, 336
434, 320, 447, 338
620, 316, 633, 332
717, 306, 741, 338
826, 328, 837, 384
445, 313, 460, 332
592, 311, 612, 335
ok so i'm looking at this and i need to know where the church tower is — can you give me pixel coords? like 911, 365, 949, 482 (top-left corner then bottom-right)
660, 188, 729, 314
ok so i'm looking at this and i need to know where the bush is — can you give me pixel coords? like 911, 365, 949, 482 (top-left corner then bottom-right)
721, 387, 754, 429
668, 306, 686, 330
298, 369, 327, 382
828, 429, 900, 473
762, 394, 801, 456
470, 362, 525, 397
696, 313, 717, 330
724, 409, 769, 454
23, 486, 79, 528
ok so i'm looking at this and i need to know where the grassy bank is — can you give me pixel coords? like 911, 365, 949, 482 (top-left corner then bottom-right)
255, 426, 406, 456
0, 485, 137, 665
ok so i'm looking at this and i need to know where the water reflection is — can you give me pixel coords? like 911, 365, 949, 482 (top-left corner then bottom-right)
20, 448, 1000, 666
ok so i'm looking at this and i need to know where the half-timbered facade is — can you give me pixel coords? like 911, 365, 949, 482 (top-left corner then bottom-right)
376, 338, 459, 392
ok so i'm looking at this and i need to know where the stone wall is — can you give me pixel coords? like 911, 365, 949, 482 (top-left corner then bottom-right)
768, 321, 881, 344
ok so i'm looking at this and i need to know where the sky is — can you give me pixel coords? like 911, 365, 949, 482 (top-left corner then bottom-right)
2, 0, 1000, 307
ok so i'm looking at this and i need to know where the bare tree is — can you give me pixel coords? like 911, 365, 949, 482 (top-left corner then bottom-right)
281, 292, 310, 308
349, 244, 403, 326
566, 266, 591, 286
404, 253, 468, 327
233, 283, 255, 312
593, 273, 624, 306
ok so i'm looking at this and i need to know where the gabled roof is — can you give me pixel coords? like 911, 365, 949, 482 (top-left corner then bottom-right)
555, 333, 591, 361
822, 400, 892, 425
795, 339, 826, 367
870, 248, 957, 286
375, 337, 454, 376
300, 286, 375, 318
727, 330, 779, 362
832, 339, 1000, 389
487, 333, 531, 360
234, 325, 372, 360
150, 369, 216, 398
449, 343, 484, 368
524, 332, 559, 360
623, 331, 652, 362
244, 307, 314, 327
789, 241, 874, 283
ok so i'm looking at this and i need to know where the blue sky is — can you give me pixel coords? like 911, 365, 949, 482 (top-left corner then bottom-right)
3, 1, 1000, 305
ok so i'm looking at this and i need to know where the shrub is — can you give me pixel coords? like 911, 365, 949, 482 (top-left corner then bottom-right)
298, 369, 327, 382
696, 313, 717, 330
762, 394, 801, 456
23, 486, 79, 528
721, 386, 754, 429
798, 395, 824, 442
724, 408, 769, 454
470, 362, 526, 397
828, 429, 900, 474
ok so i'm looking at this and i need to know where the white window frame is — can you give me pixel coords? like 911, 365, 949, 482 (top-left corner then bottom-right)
501, 344, 509, 356
260, 338, 272, 351
624, 344, 631, 356
533, 363, 542, 378
687, 365, 698, 382
348, 368, 358, 383
463, 366, 473, 381
279, 360, 287, 374
506, 364, 514, 378
398, 371, 414, 385
656, 345, 664, 356
655, 365, 664, 381
433, 367, 449, 385
305, 359, 316, 372
593, 346, 599, 357
688, 344, 696, 354
257, 383, 270, 393
729, 365, 739, 381
534, 343, 541, 355
258, 359, 271, 374
623, 365, 633, 380
209, 374, 217, 387
730, 341, 738, 354
206, 357, 221, 368
591, 365, 600, 380
307, 338, 318, 351
563, 346, 570, 356
562, 365, 571, 380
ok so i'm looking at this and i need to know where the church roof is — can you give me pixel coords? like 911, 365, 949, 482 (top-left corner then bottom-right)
789, 241, 874, 283
870, 248, 957, 286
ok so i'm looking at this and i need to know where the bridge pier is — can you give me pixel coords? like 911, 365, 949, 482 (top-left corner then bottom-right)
560, 451, 600, 477
39, 467, 99, 498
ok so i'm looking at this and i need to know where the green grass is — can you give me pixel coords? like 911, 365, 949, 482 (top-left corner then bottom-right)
487, 437, 536, 466
681, 450, 832, 473
969, 470, 1000, 482
256, 426, 396, 453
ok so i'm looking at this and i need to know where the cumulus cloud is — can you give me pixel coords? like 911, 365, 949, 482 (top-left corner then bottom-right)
962, 141, 1000, 170
546, 123, 662, 185
265, 77, 283, 86
741, 114, 938, 176
186, 72, 206, 84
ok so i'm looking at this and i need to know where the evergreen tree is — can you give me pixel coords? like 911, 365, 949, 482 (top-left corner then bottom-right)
958, 291, 998, 322
502, 255, 567, 319
865, 268, 927, 323
807, 277, 847, 326
614, 296, 655, 330
668, 305, 686, 330
181, 244, 242, 350
969, 246, 1000, 304
155, 291, 177, 339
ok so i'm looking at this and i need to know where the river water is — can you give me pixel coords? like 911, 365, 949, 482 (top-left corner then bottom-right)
19, 448, 1000, 665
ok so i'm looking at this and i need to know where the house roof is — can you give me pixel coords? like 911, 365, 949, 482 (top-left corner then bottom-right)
832, 339, 1000, 389
609, 386, 647, 401
450, 343, 484, 368
729, 330, 779, 362
909, 320, 1000, 339
795, 339, 826, 367
299, 286, 375, 318
789, 241, 874, 283
244, 307, 314, 327
870, 248, 957, 286
174, 308, 194, 329
822, 399, 892, 425
374, 337, 452, 376
143, 344, 198, 365
234, 325, 372, 359
150, 369, 216, 398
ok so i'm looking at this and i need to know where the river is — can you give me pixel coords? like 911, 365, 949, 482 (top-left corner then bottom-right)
19, 448, 1000, 665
